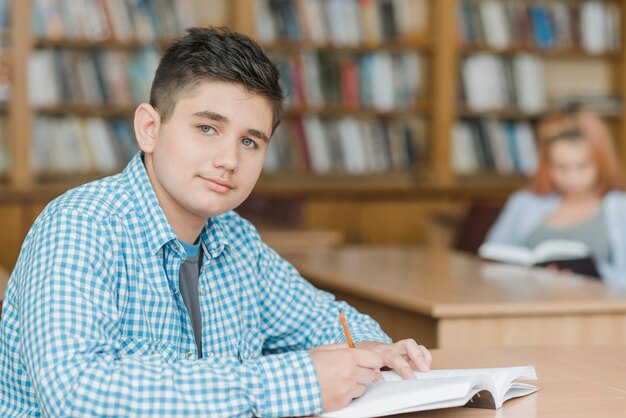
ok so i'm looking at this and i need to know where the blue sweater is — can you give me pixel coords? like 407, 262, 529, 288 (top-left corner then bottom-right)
485, 190, 626, 285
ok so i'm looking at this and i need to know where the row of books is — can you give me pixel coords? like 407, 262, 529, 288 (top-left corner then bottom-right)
32, 0, 199, 41
31, 116, 137, 175
452, 118, 538, 176
255, 0, 427, 45
458, 0, 621, 53
264, 115, 425, 174
28, 47, 159, 106
271, 51, 422, 110
461, 53, 546, 113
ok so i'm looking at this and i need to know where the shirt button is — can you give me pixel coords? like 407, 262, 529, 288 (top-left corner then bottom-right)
200, 286, 206, 296
185, 351, 194, 359
205, 352, 214, 358
212, 244, 218, 251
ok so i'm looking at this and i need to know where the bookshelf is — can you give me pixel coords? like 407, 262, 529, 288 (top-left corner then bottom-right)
1, 0, 626, 268
0, 0, 230, 191
232, 0, 458, 192
0, 0, 231, 269
454, 0, 626, 177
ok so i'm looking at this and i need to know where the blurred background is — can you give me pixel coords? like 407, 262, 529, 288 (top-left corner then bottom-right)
1, 0, 624, 294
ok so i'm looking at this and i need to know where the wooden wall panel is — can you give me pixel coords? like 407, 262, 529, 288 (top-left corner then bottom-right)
303, 199, 460, 245
0, 204, 25, 271
0, 201, 49, 274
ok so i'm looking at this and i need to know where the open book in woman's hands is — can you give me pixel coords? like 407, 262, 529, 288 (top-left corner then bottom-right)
478, 239, 601, 278
322, 365, 538, 418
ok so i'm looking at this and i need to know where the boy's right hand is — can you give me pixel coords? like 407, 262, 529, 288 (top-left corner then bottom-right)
309, 344, 384, 412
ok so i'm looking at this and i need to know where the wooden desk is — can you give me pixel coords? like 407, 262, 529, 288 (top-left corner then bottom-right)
283, 246, 626, 348
401, 346, 626, 418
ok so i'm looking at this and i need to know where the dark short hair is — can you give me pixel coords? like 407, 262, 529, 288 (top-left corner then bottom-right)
150, 27, 284, 133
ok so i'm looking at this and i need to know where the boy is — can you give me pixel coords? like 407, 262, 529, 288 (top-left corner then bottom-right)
0, 28, 431, 417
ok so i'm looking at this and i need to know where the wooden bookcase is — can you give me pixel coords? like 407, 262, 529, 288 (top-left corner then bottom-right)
1, 0, 626, 270
233, 0, 459, 194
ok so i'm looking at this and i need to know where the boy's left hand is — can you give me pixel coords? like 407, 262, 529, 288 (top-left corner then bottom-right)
355, 339, 432, 380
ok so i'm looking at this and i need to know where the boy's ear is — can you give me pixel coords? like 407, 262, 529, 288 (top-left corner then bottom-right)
134, 103, 161, 153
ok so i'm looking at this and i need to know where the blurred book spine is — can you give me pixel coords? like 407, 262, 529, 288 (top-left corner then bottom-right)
264, 116, 425, 175
30, 116, 138, 176
32, 0, 200, 41
452, 118, 538, 176
458, 0, 620, 54
255, 0, 427, 45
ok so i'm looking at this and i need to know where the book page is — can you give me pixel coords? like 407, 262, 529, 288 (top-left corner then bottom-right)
532, 239, 590, 263
321, 378, 475, 418
383, 366, 537, 405
478, 242, 533, 266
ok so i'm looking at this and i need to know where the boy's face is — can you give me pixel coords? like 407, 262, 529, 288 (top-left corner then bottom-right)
140, 81, 273, 226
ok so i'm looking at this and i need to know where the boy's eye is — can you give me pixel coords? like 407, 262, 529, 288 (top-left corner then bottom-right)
241, 137, 258, 149
198, 125, 215, 134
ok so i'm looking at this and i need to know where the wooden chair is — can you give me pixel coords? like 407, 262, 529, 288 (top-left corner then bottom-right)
452, 200, 504, 254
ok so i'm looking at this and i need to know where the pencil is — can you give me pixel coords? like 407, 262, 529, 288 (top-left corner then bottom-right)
338, 311, 355, 348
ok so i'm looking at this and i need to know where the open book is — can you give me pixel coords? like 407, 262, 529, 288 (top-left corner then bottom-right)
322, 365, 537, 418
478, 239, 600, 278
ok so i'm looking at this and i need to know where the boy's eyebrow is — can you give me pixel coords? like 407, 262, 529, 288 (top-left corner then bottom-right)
247, 129, 269, 143
193, 110, 226, 122
193, 110, 269, 143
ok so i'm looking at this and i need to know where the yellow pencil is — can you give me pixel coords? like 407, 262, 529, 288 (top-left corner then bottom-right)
338, 311, 355, 348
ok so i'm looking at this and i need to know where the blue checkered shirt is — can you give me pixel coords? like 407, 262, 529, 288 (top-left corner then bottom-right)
0, 154, 391, 417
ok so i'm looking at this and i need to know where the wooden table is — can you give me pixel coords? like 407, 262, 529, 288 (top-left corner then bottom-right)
283, 246, 626, 348
398, 346, 626, 418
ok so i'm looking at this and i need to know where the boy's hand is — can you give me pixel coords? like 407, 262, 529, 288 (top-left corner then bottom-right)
356, 339, 432, 380
309, 344, 384, 412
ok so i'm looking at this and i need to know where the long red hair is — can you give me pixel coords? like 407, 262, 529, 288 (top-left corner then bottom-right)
530, 107, 624, 195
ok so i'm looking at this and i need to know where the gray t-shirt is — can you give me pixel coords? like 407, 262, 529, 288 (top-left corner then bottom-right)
179, 242, 203, 358
527, 209, 611, 263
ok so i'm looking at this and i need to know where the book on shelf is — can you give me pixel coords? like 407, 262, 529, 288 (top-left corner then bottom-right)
322, 365, 538, 418
271, 50, 422, 110
27, 47, 158, 107
264, 116, 424, 175
478, 0, 510, 50
461, 52, 546, 113
451, 119, 537, 176
461, 53, 508, 111
255, 0, 428, 45
479, 239, 600, 278
457, 0, 620, 53
31, 116, 137, 176
83, 117, 123, 173
32, 0, 200, 42
580, 1, 621, 54
482, 118, 514, 174
512, 54, 546, 113
303, 115, 333, 173
451, 122, 479, 174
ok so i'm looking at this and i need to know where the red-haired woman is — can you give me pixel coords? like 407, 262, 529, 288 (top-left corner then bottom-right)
483, 106, 626, 284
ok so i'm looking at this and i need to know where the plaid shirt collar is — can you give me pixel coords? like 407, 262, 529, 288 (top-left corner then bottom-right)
122, 152, 229, 257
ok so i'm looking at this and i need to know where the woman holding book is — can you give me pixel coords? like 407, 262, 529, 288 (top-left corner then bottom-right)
483, 105, 626, 284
